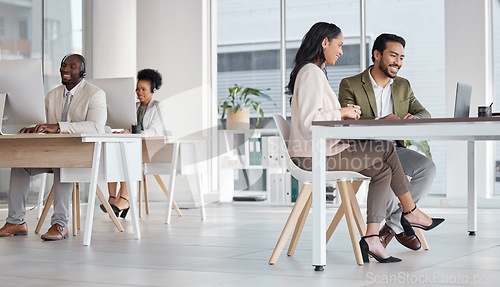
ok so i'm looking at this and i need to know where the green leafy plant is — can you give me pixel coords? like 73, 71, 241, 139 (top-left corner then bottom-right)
219, 84, 272, 126
404, 140, 432, 159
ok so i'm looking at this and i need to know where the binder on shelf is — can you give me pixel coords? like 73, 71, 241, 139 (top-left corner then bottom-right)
249, 137, 262, 166
291, 175, 299, 203
249, 137, 255, 165
255, 137, 262, 165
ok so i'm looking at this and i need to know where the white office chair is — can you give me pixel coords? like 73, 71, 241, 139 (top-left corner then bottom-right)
140, 138, 206, 224
269, 114, 371, 265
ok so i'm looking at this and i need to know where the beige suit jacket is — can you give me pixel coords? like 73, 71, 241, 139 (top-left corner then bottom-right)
45, 79, 107, 133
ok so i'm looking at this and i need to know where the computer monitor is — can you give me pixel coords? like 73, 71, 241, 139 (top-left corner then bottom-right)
86, 77, 136, 129
0, 58, 46, 133
454, 82, 472, 118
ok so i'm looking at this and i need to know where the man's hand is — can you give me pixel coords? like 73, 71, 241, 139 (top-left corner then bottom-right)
380, 114, 401, 120
33, 124, 60, 133
19, 127, 36, 133
340, 104, 362, 120
402, 113, 417, 119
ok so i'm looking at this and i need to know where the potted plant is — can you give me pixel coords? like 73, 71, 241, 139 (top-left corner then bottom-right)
404, 140, 432, 159
219, 84, 272, 129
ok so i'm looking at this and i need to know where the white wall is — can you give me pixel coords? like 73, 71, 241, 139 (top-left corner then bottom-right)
445, 0, 494, 200
137, 0, 210, 139
136, 0, 215, 201
87, 0, 137, 78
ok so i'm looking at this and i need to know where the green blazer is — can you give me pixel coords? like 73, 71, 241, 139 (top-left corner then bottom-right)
338, 67, 430, 146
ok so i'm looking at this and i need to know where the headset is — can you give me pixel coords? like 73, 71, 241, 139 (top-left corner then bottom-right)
61, 54, 86, 78
150, 80, 156, 93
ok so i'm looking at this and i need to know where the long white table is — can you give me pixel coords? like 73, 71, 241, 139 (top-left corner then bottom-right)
0, 133, 142, 246
311, 117, 500, 270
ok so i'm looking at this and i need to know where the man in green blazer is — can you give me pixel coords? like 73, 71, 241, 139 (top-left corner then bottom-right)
338, 33, 436, 251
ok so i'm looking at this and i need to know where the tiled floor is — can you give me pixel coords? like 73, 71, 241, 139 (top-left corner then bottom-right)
0, 202, 499, 286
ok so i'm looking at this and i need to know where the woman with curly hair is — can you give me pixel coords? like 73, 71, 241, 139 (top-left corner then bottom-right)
103, 68, 165, 218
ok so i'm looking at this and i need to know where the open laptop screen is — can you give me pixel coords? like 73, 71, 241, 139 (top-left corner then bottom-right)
454, 82, 472, 118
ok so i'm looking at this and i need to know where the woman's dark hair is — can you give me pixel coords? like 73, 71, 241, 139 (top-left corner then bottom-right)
287, 22, 342, 98
371, 33, 406, 63
137, 68, 163, 93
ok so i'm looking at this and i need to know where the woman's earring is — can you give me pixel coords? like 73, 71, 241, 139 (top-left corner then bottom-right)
323, 48, 325, 52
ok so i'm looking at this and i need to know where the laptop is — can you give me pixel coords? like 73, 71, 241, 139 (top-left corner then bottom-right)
454, 82, 472, 118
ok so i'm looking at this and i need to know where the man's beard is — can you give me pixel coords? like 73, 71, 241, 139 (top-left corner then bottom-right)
380, 63, 399, 79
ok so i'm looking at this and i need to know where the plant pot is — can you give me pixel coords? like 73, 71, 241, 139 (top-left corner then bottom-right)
226, 107, 250, 130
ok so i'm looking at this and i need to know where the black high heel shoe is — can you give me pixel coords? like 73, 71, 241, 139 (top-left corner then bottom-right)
359, 234, 401, 263
401, 205, 445, 237
110, 196, 130, 219
100, 196, 116, 213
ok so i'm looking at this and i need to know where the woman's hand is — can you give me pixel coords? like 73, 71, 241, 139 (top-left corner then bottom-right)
340, 104, 361, 120
112, 130, 132, 134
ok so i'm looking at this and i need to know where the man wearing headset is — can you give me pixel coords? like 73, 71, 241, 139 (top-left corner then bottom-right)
0, 54, 107, 241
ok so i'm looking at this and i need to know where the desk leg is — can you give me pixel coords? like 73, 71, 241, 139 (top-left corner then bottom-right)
467, 141, 477, 235
312, 132, 326, 270
120, 142, 141, 239
83, 142, 102, 246
166, 142, 180, 224
192, 143, 206, 220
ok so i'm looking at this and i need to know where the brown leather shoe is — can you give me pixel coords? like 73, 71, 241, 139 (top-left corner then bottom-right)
395, 231, 421, 251
379, 224, 396, 248
41, 224, 68, 241
0, 222, 28, 237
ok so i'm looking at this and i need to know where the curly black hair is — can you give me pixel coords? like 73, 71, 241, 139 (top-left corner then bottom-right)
137, 68, 163, 93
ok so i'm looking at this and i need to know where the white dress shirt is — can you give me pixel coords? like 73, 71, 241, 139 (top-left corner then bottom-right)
368, 67, 394, 118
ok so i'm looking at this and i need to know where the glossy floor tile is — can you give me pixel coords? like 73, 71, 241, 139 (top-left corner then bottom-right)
0, 202, 499, 286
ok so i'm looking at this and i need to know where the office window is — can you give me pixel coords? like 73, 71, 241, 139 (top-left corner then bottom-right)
0, 0, 43, 209
18, 19, 28, 40
0, 0, 83, 207
285, 0, 361, 117
0, 0, 41, 59
493, 0, 500, 195
217, 0, 281, 129
43, 0, 82, 93
366, 0, 446, 195
0, 18, 5, 36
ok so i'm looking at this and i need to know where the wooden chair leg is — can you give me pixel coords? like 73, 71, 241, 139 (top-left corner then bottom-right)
96, 186, 124, 232
347, 181, 366, 236
338, 181, 364, 265
287, 192, 312, 256
154, 174, 182, 217
143, 174, 150, 214
35, 186, 54, 234
414, 228, 429, 250
37, 174, 48, 219
76, 183, 81, 230
72, 184, 77, 236
269, 184, 312, 265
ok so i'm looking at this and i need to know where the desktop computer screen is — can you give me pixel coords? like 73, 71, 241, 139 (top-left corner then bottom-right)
87, 77, 136, 130
0, 58, 46, 133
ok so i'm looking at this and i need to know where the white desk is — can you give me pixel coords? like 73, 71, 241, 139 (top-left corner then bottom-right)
0, 133, 142, 246
311, 117, 500, 270
143, 136, 207, 224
